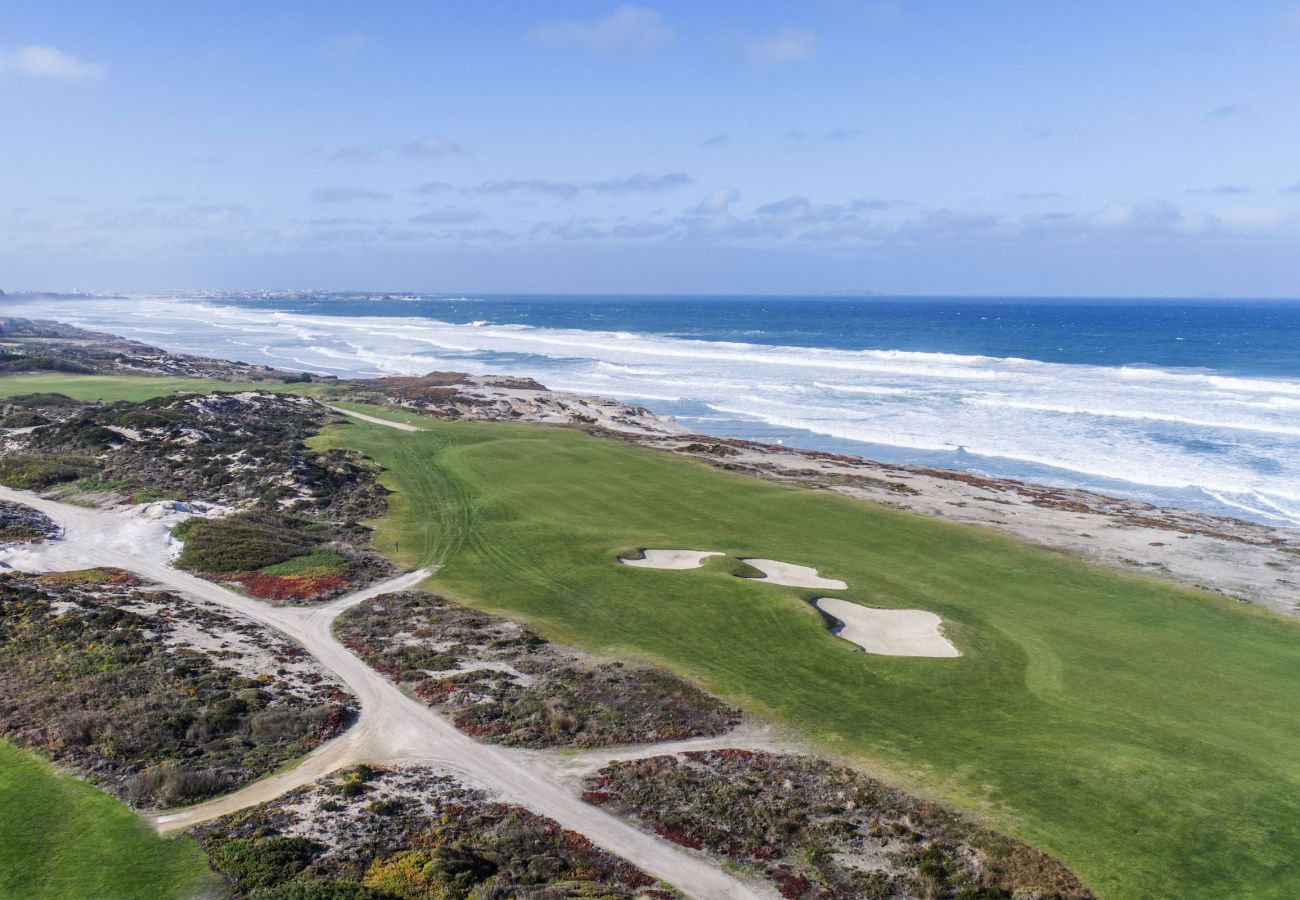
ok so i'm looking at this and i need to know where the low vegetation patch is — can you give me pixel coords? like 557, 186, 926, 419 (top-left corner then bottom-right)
585, 750, 1091, 899
0, 570, 355, 807
35, 567, 137, 586
0, 391, 385, 521
0, 452, 96, 489
175, 511, 388, 602
0, 498, 60, 544
337, 590, 739, 748
192, 765, 669, 899
0, 390, 397, 600
175, 511, 324, 571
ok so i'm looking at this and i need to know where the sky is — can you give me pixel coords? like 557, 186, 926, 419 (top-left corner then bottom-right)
2, 1, 1300, 297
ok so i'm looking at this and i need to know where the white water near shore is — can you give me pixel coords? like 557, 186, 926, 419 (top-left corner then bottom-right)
11, 294, 1300, 526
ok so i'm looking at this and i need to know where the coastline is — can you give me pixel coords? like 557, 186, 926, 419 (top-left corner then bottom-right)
317, 365, 1299, 616
640, 431, 1300, 616
9, 291, 1299, 531
3, 316, 1296, 616
4, 318, 1298, 898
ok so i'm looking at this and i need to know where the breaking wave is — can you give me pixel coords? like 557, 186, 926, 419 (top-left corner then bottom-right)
17, 293, 1300, 527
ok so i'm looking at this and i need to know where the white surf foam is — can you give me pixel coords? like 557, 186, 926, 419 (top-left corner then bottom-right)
16, 293, 1300, 527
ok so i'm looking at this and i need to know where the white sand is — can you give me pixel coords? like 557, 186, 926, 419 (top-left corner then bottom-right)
813, 597, 959, 657
619, 549, 724, 570
740, 558, 847, 590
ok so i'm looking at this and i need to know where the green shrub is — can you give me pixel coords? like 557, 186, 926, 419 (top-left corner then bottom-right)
0, 453, 96, 488
0, 410, 50, 428
252, 882, 398, 899
73, 477, 131, 493
176, 512, 320, 573
103, 407, 190, 430
1, 391, 81, 409
260, 549, 348, 576
0, 356, 94, 373
208, 836, 321, 890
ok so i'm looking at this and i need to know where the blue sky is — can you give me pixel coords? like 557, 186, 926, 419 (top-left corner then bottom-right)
2, 1, 1299, 296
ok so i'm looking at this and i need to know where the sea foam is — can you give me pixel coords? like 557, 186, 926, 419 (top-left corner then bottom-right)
15, 293, 1300, 527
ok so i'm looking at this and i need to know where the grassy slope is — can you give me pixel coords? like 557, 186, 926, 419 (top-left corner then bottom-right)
0, 373, 345, 405
5, 376, 1300, 898
0, 373, 268, 402
0, 742, 213, 900
309, 417, 1300, 900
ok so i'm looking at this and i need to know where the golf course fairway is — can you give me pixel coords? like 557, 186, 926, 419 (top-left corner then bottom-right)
312, 410, 1300, 900
2, 377, 1298, 899
0, 742, 212, 900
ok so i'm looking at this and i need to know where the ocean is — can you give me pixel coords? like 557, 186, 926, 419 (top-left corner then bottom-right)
7, 292, 1300, 527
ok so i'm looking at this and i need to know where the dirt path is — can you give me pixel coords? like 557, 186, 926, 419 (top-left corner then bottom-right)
0, 486, 778, 900
327, 405, 425, 431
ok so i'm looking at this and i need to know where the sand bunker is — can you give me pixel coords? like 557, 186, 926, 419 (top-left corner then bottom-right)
813, 597, 959, 657
739, 558, 847, 590
619, 549, 724, 570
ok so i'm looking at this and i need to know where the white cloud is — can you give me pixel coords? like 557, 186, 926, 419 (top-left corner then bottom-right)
0, 44, 104, 80
478, 179, 582, 200
311, 186, 392, 203
1185, 184, 1250, 196
1205, 103, 1249, 119
328, 144, 384, 163
414, 181, 454, 195
589, 172, 692, 193
531, 5, 671, 55
743, 28, 818, 66
409, 208, 481, 225
402, 135, 463, 159
692, 188, 741, 215
474, 172, 692, 199
1213, 206, 1297, 231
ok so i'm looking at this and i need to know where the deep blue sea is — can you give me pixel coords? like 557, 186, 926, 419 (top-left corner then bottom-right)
9, 293, 1300, 526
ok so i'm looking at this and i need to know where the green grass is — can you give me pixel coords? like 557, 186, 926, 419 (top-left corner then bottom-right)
6, 374, 1300, 898
308, 415, 1300, 900
260, 548, 349, 576
0, 373, 350, 405
0, 373, 267, 402
0, 742, 213, 900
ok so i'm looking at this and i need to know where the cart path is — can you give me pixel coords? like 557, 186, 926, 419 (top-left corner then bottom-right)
0, 486, 777, 900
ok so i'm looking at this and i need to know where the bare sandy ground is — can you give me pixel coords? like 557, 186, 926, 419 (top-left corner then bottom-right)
812, 597, 959, 658
620, 549, 724, 569
0, 486, 776, 900
0, 493, 183, 571
740, 558, 848, 590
